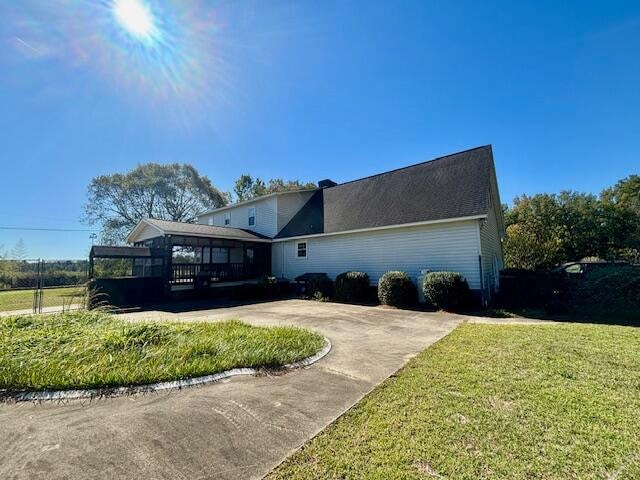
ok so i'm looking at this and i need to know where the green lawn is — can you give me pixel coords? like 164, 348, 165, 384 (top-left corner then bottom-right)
0, 286, 86, 312
0, 312, 324, 391
268, 323, 640, 480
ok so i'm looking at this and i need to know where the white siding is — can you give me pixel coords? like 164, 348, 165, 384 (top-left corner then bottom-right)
136, 223, 163, 242
198, 197, 279, 238
479, 187, 504, 297
276, 191, 315, 233
272, 220, 482, 289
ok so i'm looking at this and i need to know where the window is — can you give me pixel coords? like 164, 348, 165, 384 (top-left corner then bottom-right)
224, 212, 230, 225
172, 246, 198, 263
211, 248, 228, 263
296, 241, 307, 258
248, 207, 256, 226
208, 216, 214, 226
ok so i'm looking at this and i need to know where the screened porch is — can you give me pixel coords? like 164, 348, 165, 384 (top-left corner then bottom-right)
134, 234, 271, 289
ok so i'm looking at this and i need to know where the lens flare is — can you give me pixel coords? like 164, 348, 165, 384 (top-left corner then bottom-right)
113, 0, 156, 42
4, 0, 233, 128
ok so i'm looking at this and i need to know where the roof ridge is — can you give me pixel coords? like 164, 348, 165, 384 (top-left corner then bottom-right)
333, 145, 492, 188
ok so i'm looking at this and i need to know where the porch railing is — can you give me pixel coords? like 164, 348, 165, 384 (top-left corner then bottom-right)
171, 263, 266, 284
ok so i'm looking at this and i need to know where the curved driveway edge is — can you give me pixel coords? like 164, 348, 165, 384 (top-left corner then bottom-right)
0, 300, 461, 480
2, 338, 332, 403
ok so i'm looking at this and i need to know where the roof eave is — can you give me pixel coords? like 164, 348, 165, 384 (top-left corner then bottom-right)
273, 214, 488, 242
160, 230, 272, 243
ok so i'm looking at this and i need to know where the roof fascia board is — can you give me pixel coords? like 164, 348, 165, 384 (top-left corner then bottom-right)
162, 230, 272, 243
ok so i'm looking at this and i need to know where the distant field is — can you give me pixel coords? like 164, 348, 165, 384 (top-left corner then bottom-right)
0, 286, 86, 312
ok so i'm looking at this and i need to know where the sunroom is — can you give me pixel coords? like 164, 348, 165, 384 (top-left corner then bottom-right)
125, 218, 272, 291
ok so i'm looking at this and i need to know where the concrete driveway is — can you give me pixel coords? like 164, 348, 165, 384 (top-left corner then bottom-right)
0, 300, 462, 480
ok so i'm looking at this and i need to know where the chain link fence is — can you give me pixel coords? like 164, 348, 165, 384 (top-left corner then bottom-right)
0, 259, 88, 315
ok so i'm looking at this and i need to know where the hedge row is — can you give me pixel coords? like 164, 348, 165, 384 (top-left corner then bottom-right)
0, 271, 87, 289
297, 269, 471, 311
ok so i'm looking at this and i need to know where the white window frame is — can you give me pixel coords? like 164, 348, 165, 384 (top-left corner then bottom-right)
207, 216, 214, 226
224, 212, 230, 226
296, 241, 307, 259
248, 207, 256, 226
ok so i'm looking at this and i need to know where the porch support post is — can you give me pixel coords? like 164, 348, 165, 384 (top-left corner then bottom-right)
164, 235, 173, 297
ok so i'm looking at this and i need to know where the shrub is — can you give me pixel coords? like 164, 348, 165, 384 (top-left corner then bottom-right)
569, 266, 640, 317
304, 274, 334, 300
335, 271, 370, 303
422, 271, 471, 311
258, 276, 280, 298
377, 271, 417, 307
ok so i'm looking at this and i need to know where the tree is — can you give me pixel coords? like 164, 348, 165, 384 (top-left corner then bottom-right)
502, 176, 640, 270
503, 194, 566, 270
233, 174, 254, 202
232, 174, 316, 202
10, 238, 28, 260
84, 163, 228, 244
600, 175, 640, 262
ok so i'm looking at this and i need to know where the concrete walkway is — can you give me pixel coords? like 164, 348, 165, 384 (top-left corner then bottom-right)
0, 300, 461, 480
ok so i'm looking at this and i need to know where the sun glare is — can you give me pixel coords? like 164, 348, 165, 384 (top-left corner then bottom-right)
113, 0, 155, 42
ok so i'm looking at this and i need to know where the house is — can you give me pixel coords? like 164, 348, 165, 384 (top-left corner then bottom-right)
122, 145, 504, 302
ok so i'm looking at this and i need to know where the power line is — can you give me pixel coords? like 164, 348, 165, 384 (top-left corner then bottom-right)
0, 226, 98, 232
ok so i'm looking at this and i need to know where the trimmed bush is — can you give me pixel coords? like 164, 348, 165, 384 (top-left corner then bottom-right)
422, 271, 471, 311
305, 274, 334, 300
335, 271, 370, 303
377, 271, 417, 307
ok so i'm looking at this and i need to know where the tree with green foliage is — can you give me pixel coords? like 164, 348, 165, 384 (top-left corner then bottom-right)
233, 174, 316, 202
84, 163, 228, 244
503, 194, 564, 270
233, 174, 254, 202
600, 175, 640, 262
503, 175, 640, 270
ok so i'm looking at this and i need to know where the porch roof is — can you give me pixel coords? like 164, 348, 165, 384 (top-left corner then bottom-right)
90, 246, 158, 259
126, 218, 272, 244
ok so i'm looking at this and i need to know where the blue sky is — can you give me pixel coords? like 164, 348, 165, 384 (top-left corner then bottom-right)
1, 0, 639, 259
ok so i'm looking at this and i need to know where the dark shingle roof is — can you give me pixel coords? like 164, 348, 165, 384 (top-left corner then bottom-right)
276, 190, 325, 238
145, 218, 271, 241
276, 145, 494, 238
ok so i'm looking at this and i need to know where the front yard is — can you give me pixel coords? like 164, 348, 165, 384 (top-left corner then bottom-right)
269, 323, 640, 479
0, 312, 324, 391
